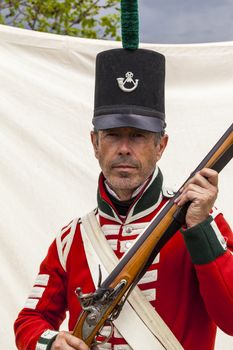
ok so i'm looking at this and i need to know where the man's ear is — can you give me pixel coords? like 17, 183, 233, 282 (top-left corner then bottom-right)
156, 134, 168, 162
90, 131, 99, 159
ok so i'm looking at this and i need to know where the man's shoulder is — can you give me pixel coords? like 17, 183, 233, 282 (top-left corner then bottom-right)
55, 210, 97, 271
57, 217, 81, 240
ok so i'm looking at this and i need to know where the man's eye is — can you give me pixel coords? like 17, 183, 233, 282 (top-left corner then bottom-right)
105, 132, 118, 138
132, 133, 145, 138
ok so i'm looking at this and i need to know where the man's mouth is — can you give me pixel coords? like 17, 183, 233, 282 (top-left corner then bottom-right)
113, 165, 136, 169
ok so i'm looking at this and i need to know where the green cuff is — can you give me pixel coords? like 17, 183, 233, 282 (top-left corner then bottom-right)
36, 330, 58, 350
181, 216, 227, 265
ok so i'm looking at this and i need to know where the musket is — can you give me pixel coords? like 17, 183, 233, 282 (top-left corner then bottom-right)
73, 124, 233, 347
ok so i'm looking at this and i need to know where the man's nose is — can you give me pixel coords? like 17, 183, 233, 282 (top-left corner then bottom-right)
117, 137, 132, 155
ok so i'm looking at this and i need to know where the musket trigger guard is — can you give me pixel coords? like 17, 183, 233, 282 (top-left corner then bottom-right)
91, 320, 114, 348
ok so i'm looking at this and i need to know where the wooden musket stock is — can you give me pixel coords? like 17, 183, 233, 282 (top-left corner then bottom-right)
73, 124, 233, 347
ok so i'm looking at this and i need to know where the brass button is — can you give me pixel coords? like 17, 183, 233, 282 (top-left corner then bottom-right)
125, 226, 133, 234
125, 241, 132, 249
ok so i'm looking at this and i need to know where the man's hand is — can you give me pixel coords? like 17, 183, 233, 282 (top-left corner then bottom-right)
175, 168, 218, 228
51, 331, 90, 350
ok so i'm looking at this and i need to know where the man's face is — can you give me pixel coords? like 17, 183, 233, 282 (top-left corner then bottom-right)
91, 127, 168, 200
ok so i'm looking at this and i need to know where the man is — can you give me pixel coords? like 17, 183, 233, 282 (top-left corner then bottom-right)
14, 48, 233, 350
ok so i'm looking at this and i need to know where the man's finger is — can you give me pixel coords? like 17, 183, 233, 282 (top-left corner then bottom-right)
67, 333, 90, 349
199, 168, 218, 187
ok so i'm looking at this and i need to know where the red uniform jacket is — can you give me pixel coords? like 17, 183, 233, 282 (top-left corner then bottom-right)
14, 169, 233, 350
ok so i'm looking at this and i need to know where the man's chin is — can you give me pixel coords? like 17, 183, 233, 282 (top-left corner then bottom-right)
108, 176, 141, 191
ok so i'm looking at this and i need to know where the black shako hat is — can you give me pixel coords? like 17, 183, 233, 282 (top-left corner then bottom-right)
92, 48, 166, 132
92, 0, 166, 133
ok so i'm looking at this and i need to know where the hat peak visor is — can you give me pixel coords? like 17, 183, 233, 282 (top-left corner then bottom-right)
92, 112, 166, 132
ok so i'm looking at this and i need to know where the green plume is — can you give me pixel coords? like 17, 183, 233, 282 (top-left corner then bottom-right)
121, 0, 139, 50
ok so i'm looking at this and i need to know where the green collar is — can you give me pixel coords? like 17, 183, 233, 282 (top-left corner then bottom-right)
97, 168, 163, 221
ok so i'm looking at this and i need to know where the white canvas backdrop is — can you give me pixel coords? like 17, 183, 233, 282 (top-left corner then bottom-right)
0, 24, 232, 349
